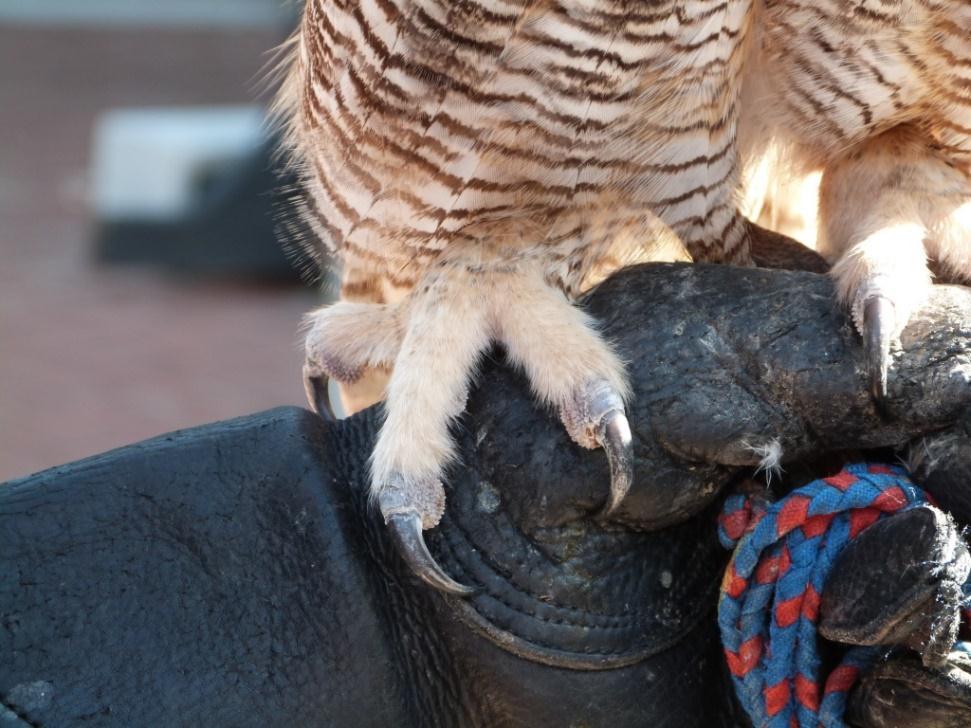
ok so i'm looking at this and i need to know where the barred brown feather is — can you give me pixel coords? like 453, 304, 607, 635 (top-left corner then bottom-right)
276, 1, 969, 301
277, 0, 762, 303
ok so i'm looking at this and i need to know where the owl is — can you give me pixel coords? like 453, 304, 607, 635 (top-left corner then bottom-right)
275, 0, 971, 591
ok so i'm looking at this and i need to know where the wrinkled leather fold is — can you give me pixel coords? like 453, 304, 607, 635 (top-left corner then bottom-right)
819, 506, 970, 667
847, 651, 971, 728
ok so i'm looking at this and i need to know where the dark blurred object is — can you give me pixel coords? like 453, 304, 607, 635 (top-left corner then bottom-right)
0, 1, 294, 29
93, 131, 300, 281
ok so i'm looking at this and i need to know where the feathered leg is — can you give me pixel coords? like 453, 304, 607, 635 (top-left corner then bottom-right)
305, 263, 633, 593
368, 269, 491, 594
819, 127, 971, 399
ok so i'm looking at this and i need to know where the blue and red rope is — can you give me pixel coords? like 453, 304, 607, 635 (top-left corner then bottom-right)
717, 462, 963, 728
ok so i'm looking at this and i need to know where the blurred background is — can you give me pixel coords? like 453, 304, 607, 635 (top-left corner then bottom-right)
0, 1, 324, 480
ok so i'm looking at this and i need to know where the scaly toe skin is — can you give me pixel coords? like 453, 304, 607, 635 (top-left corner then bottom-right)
560, 379, 634, 516
862, 296, 896, 401
377, 474, 476, 596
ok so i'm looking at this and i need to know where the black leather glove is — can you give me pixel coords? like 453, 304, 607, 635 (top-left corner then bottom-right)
4, 263, 971, 727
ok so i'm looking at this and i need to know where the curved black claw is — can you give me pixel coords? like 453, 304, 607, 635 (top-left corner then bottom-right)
597, 410, 634, 517
385, 513, 477, 597
302, 363, 336, 422
863, 296, 895, 401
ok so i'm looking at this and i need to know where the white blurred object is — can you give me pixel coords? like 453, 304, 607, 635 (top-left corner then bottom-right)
0, 0, 291, 28
90, 106, 267, 222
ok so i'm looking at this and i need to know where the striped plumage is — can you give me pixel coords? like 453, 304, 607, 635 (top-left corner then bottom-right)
276, 0, 971, 586
280, 0, 755, 302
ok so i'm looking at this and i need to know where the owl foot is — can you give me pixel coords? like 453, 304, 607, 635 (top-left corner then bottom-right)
302, 361, 336, 421
829, 226, 933, 403
837, 267, 930, 403
818, 128, 968, 404
351, 265, 632, 594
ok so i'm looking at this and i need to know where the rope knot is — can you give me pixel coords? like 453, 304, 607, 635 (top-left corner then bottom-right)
718, 462, 939, 727
718, 482, 773, 549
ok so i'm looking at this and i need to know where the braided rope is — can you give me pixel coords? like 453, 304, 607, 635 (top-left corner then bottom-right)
717, 463, 934, 728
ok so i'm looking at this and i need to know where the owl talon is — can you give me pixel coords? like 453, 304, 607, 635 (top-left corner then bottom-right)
560, 379, 634, 516
863, 296, 895, 401
302, 362, 336, 422
377, 476, 475, 596
384, 513, 476, 596
598, 410, 634, 516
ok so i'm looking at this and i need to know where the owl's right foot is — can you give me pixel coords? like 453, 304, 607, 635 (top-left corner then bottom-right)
302, 265, 632, 594
819, 126, 970, 402
829, 229, 933, 401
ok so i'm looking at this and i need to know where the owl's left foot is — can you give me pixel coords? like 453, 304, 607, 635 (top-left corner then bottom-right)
819, 127, 971, 402
302, 266, 633, 594
843, 272, 928, 402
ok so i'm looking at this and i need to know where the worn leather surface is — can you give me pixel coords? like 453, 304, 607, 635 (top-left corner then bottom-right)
847, 651, 971, 728
910, 412, 971, 526
748, 221, 831, 274
432, 265, 971, 671
820, 506, 971, 667
5, 263, 971, 726
0, 409, 413, 727
0, 408, 737, 727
